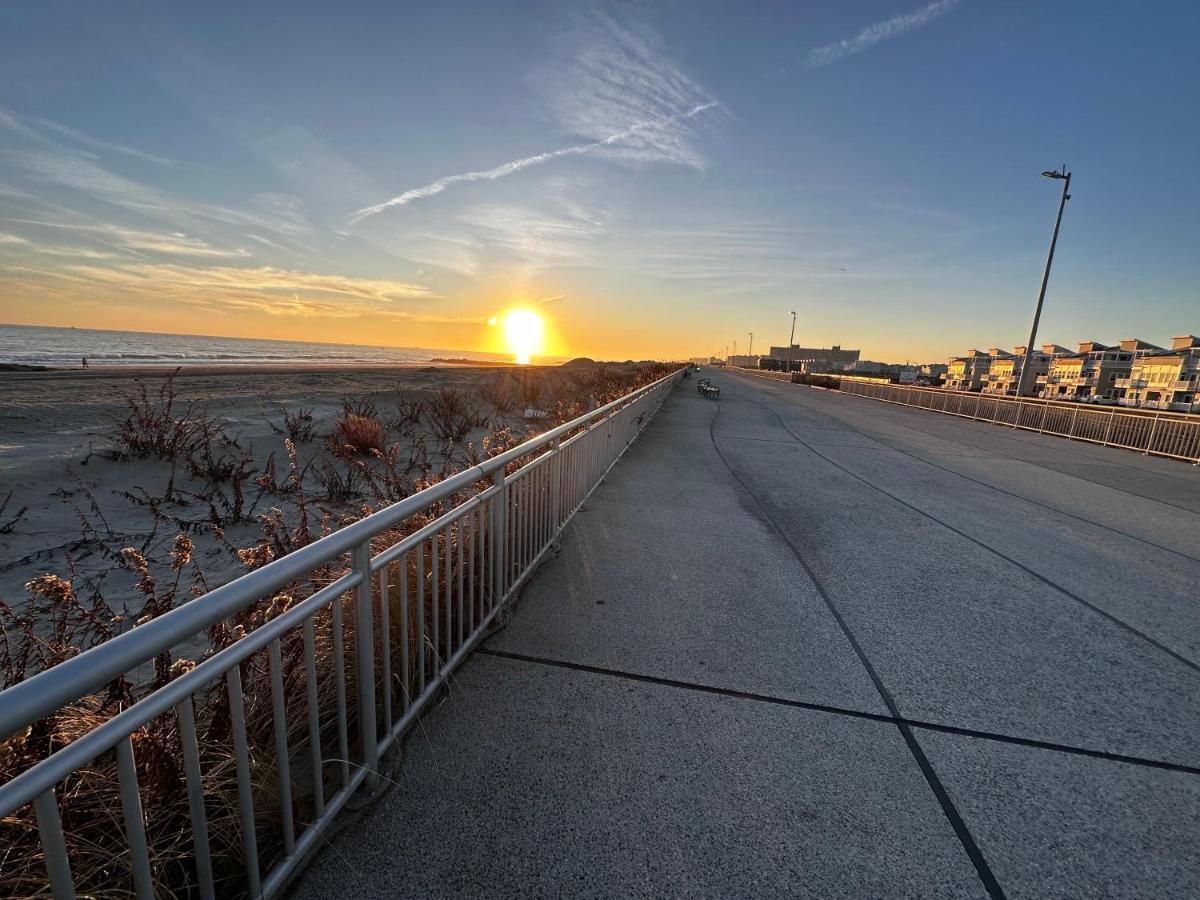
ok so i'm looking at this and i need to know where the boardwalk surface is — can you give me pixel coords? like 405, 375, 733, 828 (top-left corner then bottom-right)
293, 368, 1200, 899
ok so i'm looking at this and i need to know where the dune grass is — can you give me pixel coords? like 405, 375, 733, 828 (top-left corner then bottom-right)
0, 361, 677, 898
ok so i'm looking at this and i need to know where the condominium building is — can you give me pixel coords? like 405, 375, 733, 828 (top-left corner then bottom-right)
940, 333, 1196, 411
945, 349, 994, 391
1117, 335, 1200, 411
1038, 341, 1139, 401
981, 346, 1058, 396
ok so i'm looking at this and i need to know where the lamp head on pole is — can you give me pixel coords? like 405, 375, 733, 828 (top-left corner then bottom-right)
1042, 167, 1069, 180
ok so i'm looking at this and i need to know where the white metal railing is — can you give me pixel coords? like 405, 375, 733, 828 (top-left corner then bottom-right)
0, 367, 685, 899
837, 379, 1200, 463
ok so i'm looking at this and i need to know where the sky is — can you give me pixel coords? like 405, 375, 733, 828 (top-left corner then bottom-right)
1, 0, 1198, 363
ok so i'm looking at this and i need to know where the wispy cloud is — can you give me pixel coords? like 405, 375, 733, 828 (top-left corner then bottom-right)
458, 200, 607, 270
351, 13, 718, 224
2, 261, 438, 320
0, 109, 316, 260
806, 0, 960, 68
545, 13, 719, 166
31, 117, 181, 166
350, 102, 715, 223
6, 220, 251, 259
611, 222, 878, 294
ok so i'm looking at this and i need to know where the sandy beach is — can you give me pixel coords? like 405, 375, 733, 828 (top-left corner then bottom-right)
0, 361, 659, 616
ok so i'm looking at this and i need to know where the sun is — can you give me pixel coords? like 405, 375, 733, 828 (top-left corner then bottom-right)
500, 309, 543, 364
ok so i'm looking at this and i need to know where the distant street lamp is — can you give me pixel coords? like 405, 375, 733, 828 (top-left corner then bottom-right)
732, 339, 737, 363
787, 311, 797, 373
748, 332, 754, 359
1017, 166, 1072, 397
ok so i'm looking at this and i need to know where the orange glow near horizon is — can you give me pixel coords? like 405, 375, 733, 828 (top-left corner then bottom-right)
497, 309, 544, 364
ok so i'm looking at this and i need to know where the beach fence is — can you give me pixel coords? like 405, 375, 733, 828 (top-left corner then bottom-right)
837, 379, 1200, 463
0, 367, 685, 899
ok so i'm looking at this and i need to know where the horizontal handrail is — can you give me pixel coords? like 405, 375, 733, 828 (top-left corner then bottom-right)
0, 367, 681, 741
0, 572, 360, 815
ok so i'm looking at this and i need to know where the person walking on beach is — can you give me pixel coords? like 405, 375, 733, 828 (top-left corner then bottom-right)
81, 356, 88, 368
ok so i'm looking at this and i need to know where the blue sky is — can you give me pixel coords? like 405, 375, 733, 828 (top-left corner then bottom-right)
1, 0, 1197, 361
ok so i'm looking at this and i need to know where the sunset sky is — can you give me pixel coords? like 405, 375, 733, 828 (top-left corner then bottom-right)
1, 1, 1198, 362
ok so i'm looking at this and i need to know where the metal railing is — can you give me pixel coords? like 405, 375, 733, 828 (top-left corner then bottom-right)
837, 380, 1200, 463
0, 368, 685, 899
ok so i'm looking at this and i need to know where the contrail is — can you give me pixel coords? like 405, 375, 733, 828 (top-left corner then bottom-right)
350, 101, 718, 224
806, 0, 960, 68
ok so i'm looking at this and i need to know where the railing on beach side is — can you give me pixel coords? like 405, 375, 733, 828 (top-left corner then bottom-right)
0, 368, 685, 899
837, 379, 1200, 463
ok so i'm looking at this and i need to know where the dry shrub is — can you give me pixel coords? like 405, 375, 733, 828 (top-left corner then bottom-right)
314, 458, 363, 503
479, 378, 518, 415
0, 490, 29, 535
424, 388, 486, 444
270, 406, 316, 444
329, 414, 385, 457
340, 396, 379, 420
113, 373, 220, 464
392, 398, 427, 430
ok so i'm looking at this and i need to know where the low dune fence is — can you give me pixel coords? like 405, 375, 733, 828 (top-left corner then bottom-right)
0, 367, 685, 899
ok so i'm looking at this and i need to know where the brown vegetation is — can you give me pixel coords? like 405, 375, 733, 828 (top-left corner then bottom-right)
0, 361, 680, 898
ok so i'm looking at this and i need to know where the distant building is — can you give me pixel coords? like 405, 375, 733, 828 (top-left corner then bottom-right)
945, 350, 993, 392
847, 360, 918, 382
981, 345, 1060, 396
1038, 340, 1142, 402
1117, 335, 1200, 411
765, 344, 860, 372
939, 334, 1200, 410
727, 354, 762, 368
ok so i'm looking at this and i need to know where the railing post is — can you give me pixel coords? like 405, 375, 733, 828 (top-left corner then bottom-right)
550, 437, 562, 547
1067, 406, 1079, 440
490, 468, 507, 605
352, 540, 379, 784
1103, 408, 1117, 446
34, 790, 75, 900
1144, 412, 1161, 455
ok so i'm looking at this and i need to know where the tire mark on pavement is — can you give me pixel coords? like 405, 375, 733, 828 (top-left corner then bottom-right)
725, 380, 1200, 677
704, 400, 1006, 900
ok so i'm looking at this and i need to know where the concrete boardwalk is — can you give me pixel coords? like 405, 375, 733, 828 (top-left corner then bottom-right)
294, 368, 1200, 899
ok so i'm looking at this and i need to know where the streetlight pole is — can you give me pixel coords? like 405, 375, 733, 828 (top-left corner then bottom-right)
1017, 166, 1071, 397
748, 332, 754, 364
787, 311, 797, 373
732, 339, 737, 363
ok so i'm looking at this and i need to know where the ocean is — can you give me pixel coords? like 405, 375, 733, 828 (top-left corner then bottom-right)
0, 323, 516, 368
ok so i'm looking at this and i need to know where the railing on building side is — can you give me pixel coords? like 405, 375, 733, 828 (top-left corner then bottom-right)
837, 379, 1200, 463
0, 367, 686, 900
